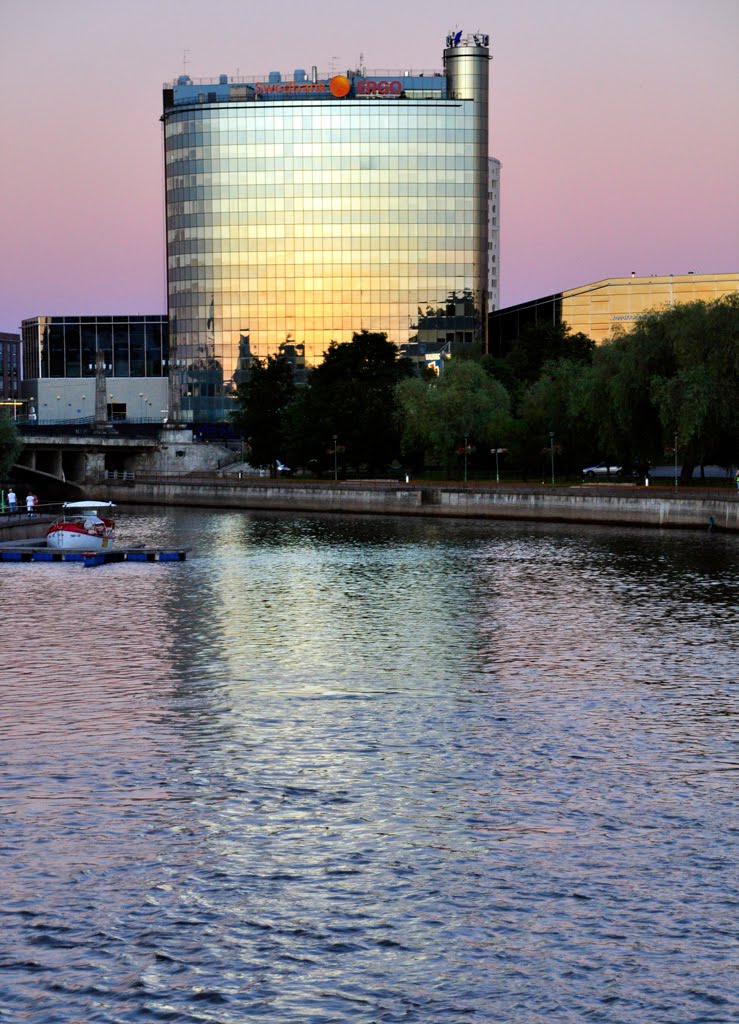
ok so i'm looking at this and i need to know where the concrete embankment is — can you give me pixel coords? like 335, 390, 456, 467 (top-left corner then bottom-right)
95, 478, 739, 533
0, 515, 54, 543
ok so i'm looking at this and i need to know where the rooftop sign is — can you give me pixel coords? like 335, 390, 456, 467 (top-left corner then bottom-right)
255, 81, 328, 94
253, 74, 404, 99
329, 75, 351, 97
356, 79, 403, 96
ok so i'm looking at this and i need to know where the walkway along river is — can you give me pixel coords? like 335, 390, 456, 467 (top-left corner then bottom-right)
96, 477, 739, 533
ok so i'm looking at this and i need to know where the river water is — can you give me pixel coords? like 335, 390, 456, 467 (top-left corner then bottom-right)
1, 508, 737, 1023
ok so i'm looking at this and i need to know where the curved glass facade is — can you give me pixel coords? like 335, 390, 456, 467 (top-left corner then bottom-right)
163, 37, 489, 421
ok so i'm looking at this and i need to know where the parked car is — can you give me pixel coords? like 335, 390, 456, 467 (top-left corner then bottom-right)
582, 462, 623, 479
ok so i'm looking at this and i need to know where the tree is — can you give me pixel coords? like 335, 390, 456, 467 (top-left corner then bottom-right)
502, 320, 595, 389
286, 331, 413, 475
396, 359, 512, 474
649, 294, 739, 476
580, 295, 739, 480
0, 413, 22, 480
231, 354, 295, 473
518, 359, 592, 478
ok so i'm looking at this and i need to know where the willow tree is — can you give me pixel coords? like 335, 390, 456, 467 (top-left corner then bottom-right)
396, 359, 512, 474
581, 294, 739, 480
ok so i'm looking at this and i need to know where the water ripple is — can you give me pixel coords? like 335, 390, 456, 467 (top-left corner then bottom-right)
1, 510, 737, 1022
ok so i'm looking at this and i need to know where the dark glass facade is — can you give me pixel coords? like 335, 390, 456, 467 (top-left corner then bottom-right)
0, 332, 21, 402
21, 315, 169, 380
163, 34, 490, 420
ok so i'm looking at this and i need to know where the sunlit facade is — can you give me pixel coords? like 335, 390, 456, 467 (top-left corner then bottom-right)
559, 273, 739, 342
162, 32, 490, 421
489, 272, 739, 353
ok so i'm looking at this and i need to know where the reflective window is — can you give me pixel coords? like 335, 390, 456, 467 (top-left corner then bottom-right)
164, 95, 487, 417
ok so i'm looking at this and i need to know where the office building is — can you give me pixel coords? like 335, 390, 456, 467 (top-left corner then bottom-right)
20, 314, 169, 423
162, 31, 491, 420
0, 332, 21, 409
487, 158, 500, 311
489, 272, 739, 354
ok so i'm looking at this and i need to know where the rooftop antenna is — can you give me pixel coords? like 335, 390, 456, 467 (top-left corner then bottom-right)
329, 55, 339, 75
183, 49, 191, 75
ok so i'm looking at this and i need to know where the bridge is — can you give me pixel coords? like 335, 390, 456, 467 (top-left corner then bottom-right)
16, 429, 159, 483
12, 424, 234, 498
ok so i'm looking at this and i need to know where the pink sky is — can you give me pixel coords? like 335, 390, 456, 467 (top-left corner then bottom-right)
1, 0, 737, 333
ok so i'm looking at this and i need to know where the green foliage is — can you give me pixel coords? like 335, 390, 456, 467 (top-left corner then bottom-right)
517, 359, 592, 476
233, 297, 737, 481
396, 360, 512, 472
231, 354, 295, 470
648, 294, 738, 469
502, 320, 595, 388
581, 295, 739, 476
285, 331, 412, 474
0, 413, 23, 479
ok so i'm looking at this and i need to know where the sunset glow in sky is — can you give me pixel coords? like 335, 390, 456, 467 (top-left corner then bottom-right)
1, 0, 737, 333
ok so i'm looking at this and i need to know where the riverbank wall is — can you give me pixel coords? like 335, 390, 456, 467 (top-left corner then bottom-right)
95, 478, 739, 533
0, 515, 54, 542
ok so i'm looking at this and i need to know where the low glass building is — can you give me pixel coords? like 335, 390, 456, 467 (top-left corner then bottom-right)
163, 32, 491, 421
489, 272, 739, 354
20, 315, 169, 423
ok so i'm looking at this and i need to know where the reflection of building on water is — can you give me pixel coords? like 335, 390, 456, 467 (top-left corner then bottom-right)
162, 31, 494, 419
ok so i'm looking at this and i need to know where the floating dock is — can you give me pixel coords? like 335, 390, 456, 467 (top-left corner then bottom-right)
0, 546, 189, 567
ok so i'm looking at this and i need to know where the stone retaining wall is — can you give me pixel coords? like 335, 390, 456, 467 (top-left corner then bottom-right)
0, 516, 55, 543
95, 479, 739, 533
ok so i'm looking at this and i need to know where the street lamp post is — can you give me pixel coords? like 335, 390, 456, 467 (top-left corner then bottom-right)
549, 431, 555, 485
333, 434, 338, 482
674, 432, 678, 488
464, 434, 468, 483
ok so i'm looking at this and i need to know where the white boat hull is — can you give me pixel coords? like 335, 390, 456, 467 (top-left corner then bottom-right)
46, 523, 114, 551
47, 529, 113, 552
46, 502, 116, 552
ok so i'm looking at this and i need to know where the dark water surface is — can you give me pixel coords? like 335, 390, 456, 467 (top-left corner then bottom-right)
1, 509, 737, 1023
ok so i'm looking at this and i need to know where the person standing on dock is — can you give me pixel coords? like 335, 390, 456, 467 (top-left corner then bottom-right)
7, 488, 17, 514
26, 492, 37, 516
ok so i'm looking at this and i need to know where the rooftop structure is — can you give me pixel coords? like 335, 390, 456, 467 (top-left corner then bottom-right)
162, 32, 491, 421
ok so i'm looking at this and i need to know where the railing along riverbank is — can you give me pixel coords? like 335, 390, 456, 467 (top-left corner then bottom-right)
95, 475, 739, 533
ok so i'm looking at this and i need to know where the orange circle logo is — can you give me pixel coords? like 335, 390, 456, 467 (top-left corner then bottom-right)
329, 75, 351, 98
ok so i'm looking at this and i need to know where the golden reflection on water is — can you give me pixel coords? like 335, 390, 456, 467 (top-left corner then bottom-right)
1, 510, 737, 1023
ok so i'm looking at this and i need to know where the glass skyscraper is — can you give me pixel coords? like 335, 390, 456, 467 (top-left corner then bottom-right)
162, 32, 490, 421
